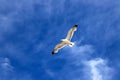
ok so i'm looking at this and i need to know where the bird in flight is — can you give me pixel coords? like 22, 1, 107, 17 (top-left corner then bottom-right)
52, 24, 78, 55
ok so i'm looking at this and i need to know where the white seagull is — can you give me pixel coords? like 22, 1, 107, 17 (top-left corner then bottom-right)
52, 24, 78, 55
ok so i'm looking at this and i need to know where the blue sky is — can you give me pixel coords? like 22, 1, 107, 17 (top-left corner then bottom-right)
0, 0, 120, 80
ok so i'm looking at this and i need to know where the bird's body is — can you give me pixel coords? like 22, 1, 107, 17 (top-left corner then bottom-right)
52, 25, 78, 55
61, 39, 74, 47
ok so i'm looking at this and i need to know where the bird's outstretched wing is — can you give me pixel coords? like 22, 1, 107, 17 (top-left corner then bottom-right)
52, 41, 66, 55
66, 25, 78, 40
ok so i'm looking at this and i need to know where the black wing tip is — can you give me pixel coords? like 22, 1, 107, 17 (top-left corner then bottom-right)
52, 51, 55, 55
73, 24, 78, 28
74, 24, 78, 27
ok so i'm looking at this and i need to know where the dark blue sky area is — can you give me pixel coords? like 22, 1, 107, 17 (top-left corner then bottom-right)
0, 0, 120, 80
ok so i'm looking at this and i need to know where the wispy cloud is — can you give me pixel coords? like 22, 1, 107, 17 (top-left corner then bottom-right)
49, 43, 95, 80
64, 42, 95, 60
0, 57, 13, 72
71, 43, 94, 55
84, 58, 114, 80
0, 57, 14, 80
60, 42, 114, 80
0, 57, 33, 80
45, 69, 55, 78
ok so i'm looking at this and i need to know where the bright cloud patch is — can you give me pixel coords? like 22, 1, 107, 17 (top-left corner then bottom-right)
65, 42, 95, 56
0, 57, 33, 80
85, 58, 114, 80
64, 42, 114, 80
0, 57, 13, 72
0, 57, 14, 80
71, 44, 94, 54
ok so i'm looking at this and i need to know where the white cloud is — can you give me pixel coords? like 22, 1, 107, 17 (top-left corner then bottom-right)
85, 58, 114, 80
0, 57, 13, 72
0, 57, 14, 80
56, 43, 95, 80
0, 57, 33, 80
45, 69, 55, 77
71, 44, 94, 54
62, 42, 114, 80
64, 43, 95, 61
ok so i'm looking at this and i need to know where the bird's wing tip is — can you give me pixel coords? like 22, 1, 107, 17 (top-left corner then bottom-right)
52, 51, 55, 55
74, 24, 78, 27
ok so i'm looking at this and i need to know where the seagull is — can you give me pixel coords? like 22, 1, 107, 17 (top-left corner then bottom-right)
52, 24, 78, 55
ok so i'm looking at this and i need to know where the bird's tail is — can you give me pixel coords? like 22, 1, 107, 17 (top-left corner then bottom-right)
68, 42, 74, 47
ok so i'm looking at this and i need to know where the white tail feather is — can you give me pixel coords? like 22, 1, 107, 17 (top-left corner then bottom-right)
68, 42, 74, 47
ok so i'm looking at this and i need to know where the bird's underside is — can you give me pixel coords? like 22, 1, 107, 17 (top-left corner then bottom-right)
52, 24, 78, 55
